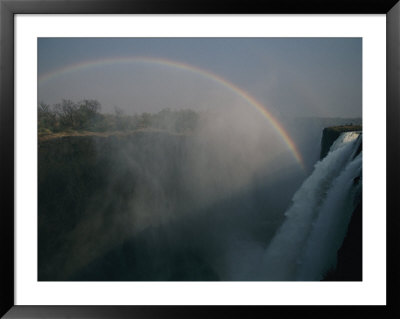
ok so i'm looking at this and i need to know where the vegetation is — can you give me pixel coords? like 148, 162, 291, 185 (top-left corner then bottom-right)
327, 124, 362, 133
38, 99, 199, 136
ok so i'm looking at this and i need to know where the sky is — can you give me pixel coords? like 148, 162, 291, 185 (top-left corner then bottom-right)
38, 38, 362, 118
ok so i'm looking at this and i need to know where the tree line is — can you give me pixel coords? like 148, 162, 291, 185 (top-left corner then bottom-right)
38, 99, 199, 134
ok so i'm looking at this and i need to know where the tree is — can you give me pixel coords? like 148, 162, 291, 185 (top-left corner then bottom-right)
174, 109, 198, 133
52, 99, 101, 130
139, 112, 152, 129
78, 100, 101, 130
114, 106, 127, 131
38, 102, 57, 132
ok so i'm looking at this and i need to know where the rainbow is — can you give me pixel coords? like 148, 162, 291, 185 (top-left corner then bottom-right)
39, 57, 305, 170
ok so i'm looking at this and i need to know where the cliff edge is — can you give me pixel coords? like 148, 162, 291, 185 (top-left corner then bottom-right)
320, 125, 362, 159
321, 125, 362, 281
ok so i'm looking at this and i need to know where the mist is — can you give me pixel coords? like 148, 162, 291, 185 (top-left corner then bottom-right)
38, 103, 361, 281
38, 38, 362, 281
39, 98, 311, 280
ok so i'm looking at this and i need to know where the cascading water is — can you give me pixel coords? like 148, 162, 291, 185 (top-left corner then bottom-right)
262, 131, 362, 281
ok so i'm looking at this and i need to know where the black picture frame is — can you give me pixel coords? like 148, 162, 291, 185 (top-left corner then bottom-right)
1, 1, 399, 318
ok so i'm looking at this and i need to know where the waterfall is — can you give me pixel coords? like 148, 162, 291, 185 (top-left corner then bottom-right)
262, 132, 362, 281
296, 153, 361, 280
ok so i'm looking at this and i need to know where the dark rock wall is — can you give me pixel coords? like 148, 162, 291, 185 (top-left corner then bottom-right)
320, 125, 362, 159
320, 126, 362, 281
38, 132, 190, 280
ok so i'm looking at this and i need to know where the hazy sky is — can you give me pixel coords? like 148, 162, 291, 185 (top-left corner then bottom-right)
38, 38, 362, 118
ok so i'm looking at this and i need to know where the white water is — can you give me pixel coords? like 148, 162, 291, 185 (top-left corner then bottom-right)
261, 132, 362, 281
330, 131, 361, 151
296, 153, 361, 280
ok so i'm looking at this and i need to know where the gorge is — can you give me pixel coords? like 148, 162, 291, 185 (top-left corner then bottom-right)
38, 123, 362, 281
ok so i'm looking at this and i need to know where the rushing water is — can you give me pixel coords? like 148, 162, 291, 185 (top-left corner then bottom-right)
261, 132, 362, 280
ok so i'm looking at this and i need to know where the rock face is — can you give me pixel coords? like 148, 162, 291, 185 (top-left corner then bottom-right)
323, 201, 362, 281
320, 125, 362, 159
38, 132, 192, 280
320, 126, 362, 281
